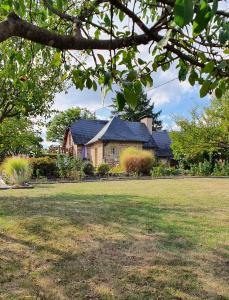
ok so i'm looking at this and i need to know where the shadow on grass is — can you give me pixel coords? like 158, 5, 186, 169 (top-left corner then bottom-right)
0, 192, 228, 299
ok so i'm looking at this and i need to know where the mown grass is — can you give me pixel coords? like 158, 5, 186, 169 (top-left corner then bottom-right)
0, 178, 228, 300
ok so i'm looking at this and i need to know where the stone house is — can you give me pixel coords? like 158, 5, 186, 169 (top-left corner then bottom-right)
62, 116, 173, 167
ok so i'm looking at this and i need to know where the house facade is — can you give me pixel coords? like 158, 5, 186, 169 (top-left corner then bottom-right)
63, 116, 173, 167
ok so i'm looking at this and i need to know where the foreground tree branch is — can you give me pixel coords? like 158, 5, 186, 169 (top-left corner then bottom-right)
0, 0, 227, 106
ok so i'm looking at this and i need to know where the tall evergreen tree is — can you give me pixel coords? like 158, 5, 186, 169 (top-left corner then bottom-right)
112, 90, 162, 130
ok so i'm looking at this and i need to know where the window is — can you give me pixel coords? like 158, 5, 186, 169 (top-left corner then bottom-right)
111, 147, 118, 157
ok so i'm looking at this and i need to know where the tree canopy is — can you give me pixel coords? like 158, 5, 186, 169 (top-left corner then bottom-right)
0, 39, 67, 123
170, 92, 229, 166
0, 0, 228, 112
0, 117, 43, 161
46, 107, 96, 144
112, 89, 162, 130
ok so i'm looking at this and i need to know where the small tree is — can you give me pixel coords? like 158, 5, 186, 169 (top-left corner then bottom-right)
0, 118, 43, 162
170, 92, 229, 167
0, 40, 66, 123
46, 107, 96, 144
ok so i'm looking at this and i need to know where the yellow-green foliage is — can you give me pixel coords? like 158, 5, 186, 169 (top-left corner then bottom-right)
1, 157, 32, 185
109, 164, 125, 174
120, 147, 154, 175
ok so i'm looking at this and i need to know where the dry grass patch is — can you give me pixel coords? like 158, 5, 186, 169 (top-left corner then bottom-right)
0, 178, 228, 299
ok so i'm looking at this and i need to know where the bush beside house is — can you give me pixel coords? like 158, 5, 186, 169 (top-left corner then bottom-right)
30, 156, 58, 178
96, 163, 110, 176
120, 147, 154, 175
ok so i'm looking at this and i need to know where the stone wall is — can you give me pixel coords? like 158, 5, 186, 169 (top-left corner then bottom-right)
103, 141, 143, 166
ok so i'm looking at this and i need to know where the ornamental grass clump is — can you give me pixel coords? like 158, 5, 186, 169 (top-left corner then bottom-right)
1, 157, 32, 185
120, 147, 154, 175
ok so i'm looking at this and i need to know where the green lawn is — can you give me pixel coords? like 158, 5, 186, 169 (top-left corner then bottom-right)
0, 179, 229, 300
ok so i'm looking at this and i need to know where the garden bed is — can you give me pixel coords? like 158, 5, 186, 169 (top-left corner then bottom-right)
28, 175, 229, 185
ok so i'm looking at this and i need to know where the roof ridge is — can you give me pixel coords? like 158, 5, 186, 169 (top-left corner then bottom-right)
86, 117, 115, 144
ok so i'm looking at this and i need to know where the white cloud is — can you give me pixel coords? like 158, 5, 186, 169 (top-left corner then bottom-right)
148, 68, 195, 107
53, 87, 113, 113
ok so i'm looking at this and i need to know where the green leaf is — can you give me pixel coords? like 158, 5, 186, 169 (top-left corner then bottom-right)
200, 80, 210, 97
219, 26, 229, 44
202, 61, 215, 73
104, 14, 111, 26
138, 58, 145, 65
104, 72, 111, 85
124, 85, 138, 108
95, 28, 100, 39
215, 88, 222, 99
19, 0, 26, 15
116, 92, 126, 111
133, 80, 142, 95
93, 81, 97, 91
179, 65, 188, 81
174, 0, 194, 28
86, 78, 92, 89
56, 0, 63, 10
212, 0, 218, 16
127, 70, 137, 81
188, 70, 198, 86
97, 54, 105, 65
52, 52, 61, 67
119, 11, 125, 22
193, 0, 212, 36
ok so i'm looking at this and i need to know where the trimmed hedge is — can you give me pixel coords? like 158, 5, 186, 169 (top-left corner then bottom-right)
30, 156, 58, 178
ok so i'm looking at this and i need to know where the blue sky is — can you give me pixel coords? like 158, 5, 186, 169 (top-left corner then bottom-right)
52, 68, 210, 127
42, 66, 211, 147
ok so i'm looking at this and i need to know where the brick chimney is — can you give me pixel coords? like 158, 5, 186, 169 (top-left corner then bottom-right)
140, 116, 153, 134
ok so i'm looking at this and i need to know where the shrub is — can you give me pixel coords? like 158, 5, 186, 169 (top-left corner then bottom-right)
120, 147, 154, 175
212, 162, 229, 176
189, 160, 212, 176
151, 165, 180, 177
81, 161, 94, 176
1, 157, 32, 185
109, 165, 125, 175
97, 163, 110, 176
56, 154, 83, 178
30, 156, 58, 178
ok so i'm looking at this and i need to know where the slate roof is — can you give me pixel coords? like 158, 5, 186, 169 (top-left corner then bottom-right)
69, 117, 172, 158
152, 131, 173, 158
86, 116, 151, 145
70, 119, 108, 145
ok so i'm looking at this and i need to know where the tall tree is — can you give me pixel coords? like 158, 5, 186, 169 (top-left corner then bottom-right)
46, 107, 96, 144
112, 90, 162, 130
0, 39, 67, 123
0, 0, 227, 111
0, 118, 43, 161
170, 92, 229, 166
